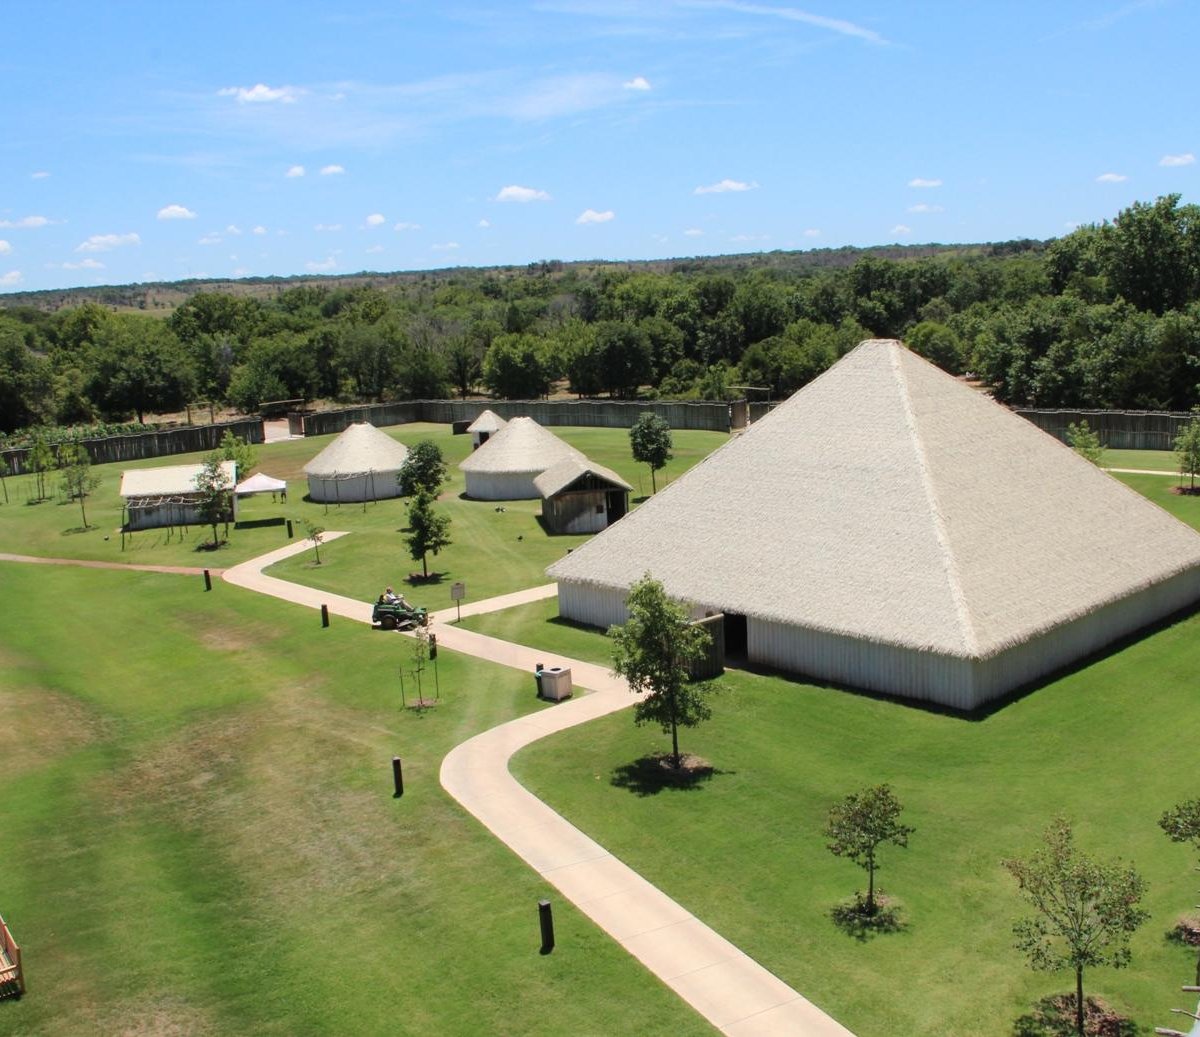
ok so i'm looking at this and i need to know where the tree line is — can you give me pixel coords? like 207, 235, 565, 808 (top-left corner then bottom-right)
3, 194, 1200, 437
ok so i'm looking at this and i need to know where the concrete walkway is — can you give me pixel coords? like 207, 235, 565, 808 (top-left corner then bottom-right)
222, 537, 854, 1037
1105, 466, 1178, 476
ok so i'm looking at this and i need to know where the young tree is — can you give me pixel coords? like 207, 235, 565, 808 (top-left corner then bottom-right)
629, 412, 673, 493
28, 430, 54, 501
1003, 816, 1148, 1037
300, 519, 325, 564
609, 574, 713, 770
824, 784, 914, 916
218, 429, 257, 481
194, 452, 233, 548
397, 440, 447, 497
1160, 798, 1200, 982
58, 441, 100, 528
0, 455, 9, 504
1174, 410, 1200, 491
405, 489, 452, 578
1066, 420, 1104, 465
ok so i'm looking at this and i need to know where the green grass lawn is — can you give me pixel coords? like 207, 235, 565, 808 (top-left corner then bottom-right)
0, 564, 714, 1036
1101, 447, 1180, 472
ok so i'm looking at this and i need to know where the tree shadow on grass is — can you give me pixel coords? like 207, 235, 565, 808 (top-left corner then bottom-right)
610, 753, 731, 797
829, 895, 906, 943
1011, 994, 1138, 1036
60, 525, 93, 535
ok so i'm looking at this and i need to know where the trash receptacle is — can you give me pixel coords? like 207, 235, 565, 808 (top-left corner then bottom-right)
539, 666, 572, 702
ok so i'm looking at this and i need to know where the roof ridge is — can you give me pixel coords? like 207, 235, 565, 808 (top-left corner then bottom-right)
891, 345, 981, 656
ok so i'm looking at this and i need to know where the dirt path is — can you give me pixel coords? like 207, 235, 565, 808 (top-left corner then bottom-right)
0, 552, 222, 576
221, 536, 855, 1036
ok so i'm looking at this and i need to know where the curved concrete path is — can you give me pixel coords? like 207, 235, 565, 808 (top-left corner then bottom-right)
223, 537, 854, 1037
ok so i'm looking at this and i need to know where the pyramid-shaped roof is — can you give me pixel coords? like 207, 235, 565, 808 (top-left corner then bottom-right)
549, 340, 1200, 660
303, 422, 409, 476
467, 409, 507, 434
460, 416, 584, 474
534, 457, 633, 499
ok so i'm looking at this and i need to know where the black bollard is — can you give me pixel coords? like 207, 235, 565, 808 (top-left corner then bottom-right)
538, 899, 555, 954
286, 519, 294, 539
392, 756, 404, 798
321, 603, 330, 628
203, 568, 212, 592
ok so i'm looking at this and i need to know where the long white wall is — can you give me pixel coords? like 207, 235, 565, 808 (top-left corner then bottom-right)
557, 581, 629, 630
307, 471, 402, 503
464, 470, 540, 500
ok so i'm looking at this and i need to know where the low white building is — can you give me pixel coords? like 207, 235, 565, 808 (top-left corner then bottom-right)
120, 460, 238, 531
548, 339, 1200, 711
303, 422, 409, 503
460, 416, 585, 500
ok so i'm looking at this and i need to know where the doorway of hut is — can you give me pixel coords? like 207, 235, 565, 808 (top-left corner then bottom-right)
722, 612, 748, 658
606, 489, 627, 522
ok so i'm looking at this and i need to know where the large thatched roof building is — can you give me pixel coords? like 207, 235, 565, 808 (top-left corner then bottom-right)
460, 416, 585, 500
303, 422, 409, 503
548, 339, 1200, 710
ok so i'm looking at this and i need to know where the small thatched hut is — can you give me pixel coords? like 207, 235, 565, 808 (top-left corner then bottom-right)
303, 422, 409, 503
548, 339, 1200, 711
459, 417, 585, 500
535, 458, 632, 534
120, 460, 238, 530
467, 409, 507, 449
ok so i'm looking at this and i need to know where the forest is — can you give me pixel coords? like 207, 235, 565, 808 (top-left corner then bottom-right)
1, 194, 1198, 438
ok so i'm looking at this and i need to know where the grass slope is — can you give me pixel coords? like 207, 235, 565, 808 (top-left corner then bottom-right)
0, 565, 714, 1036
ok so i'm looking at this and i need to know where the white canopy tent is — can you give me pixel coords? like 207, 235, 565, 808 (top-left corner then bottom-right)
235, 472, 288, 496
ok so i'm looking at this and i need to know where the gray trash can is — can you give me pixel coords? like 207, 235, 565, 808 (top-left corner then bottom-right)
539, 666, 572, 702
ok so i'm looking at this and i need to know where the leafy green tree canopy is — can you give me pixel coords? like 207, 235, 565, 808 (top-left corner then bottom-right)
1066, 420, 1103, 465
398, 440, 447, 497
405, 489, 452, 578
824, 784, 914, 916
629, 412, 673, 493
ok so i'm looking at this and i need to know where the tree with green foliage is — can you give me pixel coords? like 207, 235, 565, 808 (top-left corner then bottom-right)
86, 315, 195, 423
1066, 420, 1103, 465
27, 430, 54, 501
824, 784, 914, 917
609, 574, 713, 770
58, 440, 100, 528
301, 519, 326, 564
629, 412, 673, 493
1003, 816, 1148, 1037
405, 489, 451, 578
398, 440, 447, 497
194, 452, 234, 548
482, 333, 552, 398
1160, 798, 1200, 982
1174, 409, 1200, 491
218, 429, 256, 481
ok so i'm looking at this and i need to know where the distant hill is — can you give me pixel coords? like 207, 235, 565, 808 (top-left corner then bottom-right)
0, 240, 1045, 314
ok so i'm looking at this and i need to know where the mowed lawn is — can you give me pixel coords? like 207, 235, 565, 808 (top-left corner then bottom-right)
0, 564, 715, 1036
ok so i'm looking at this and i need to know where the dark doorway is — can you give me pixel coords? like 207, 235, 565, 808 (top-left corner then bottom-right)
607, 489, 628, 522
723, 612, 748, 657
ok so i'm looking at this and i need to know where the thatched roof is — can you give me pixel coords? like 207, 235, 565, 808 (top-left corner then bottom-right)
534, 457, 633, 498
121, 460, 236, 498
303, 423, 409, 477
467, 409, 507, 434
548, 339, 1200, 659
459, 416, 584, 474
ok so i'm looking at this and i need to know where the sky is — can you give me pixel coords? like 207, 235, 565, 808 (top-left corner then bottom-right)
2, 0, 1197, 295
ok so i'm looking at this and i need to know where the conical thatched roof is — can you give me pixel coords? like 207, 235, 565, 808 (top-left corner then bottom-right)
303, 422, 409, 477
549, 339, 1200, 660
467, 409, 507, 434
460, 416, 584, 474
534, 457, 633, 499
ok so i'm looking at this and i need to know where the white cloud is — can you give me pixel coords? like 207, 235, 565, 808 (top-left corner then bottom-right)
252, 225, 268, 235
576, 208, 615, 224
365, 213, 386, 227
306, 255, 338, 271
319, 164, 345, 176
1095, 172, 1127, 183
286, 165, 306, 178
695, 178, 758, 194
803, 228, 821, 237
31, 171, 50, 180
1160, 153, 1195, 167
226, 224, 243, 235
891, 224, 912, 235
365, 244, 385, 254
907, 177, 942, 188
686, 1, 888, 44
198, 235, 222, 246
59, 258, 105, 271
683, 228, 704, 237
496, 184, 551, 202
394, 221, 421, 232
314, 223, 343, 232
907, 203, 944, 213
0, 271, 23, 286
157, 204, 197, 220
478, 218, 491, 228
76, 232, 141, 253
0, 215, 50, 229
432, 241, 460, 251
218, 83, 301, 104
623, 76, 652, 91
0, 241, 9, 255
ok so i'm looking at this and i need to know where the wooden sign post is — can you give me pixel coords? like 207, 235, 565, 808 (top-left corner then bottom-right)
450, 581, 466, 623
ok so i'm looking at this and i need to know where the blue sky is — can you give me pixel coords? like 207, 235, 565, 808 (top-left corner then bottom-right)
2, 0, 1196, 294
